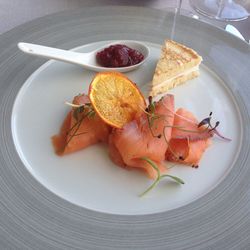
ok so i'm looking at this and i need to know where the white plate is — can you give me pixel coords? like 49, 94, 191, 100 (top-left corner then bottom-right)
1, 6, 250, 249
11, 41, 242, 215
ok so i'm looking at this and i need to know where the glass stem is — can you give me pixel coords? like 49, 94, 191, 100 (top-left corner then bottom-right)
216, 0, 225, 19
171, 0, 183, 40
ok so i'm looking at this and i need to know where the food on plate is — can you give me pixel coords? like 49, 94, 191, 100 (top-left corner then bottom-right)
166, 139, 211, 168
89, 71, 146, 128
96, 44, 144, 67
170, 108, 214, 141
52, 39, 230, 196
150, 40, 203, 97
165, 108, 212, 167
51, 94, 110, 155
52, 70, 230, 195
108, 94, 175, 180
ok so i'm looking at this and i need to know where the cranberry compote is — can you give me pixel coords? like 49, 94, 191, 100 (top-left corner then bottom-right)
96, 44, 144, 68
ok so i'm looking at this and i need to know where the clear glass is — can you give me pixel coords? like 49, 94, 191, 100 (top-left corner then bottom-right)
189, 0, 250, 21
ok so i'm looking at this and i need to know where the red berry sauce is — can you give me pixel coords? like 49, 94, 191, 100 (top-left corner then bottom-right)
96, 44, 144, 68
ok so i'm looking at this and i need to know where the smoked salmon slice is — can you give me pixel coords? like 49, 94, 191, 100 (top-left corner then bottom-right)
109, 94, 175, 179
166, 138, 211, 167
52, 94, 110, 155
166, 108, 211, 167
171, 108, 213, 141
52, 92, 217, 177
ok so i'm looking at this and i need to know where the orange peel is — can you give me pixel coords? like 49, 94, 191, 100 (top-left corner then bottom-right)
89, 72, 146, 128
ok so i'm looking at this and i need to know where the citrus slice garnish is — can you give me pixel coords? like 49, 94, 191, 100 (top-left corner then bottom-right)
89, 72, 146, 128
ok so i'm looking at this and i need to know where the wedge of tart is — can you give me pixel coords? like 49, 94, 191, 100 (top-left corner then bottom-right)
150, 40, 202, 97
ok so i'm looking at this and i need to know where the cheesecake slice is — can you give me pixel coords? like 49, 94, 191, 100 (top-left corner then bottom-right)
150, 40, 202, 97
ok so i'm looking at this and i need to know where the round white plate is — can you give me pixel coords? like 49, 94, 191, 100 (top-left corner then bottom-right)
1, 6, 250, 250
12, 41, 241, 215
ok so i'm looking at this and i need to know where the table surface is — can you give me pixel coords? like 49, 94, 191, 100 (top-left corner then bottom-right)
0, 0, 249, 42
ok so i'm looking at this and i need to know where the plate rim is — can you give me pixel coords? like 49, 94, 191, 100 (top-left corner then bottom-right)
0, 5, 250, 249
10, 40, 243, 215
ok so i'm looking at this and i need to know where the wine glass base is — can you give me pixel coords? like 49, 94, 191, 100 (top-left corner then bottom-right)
189, 0, 249, 21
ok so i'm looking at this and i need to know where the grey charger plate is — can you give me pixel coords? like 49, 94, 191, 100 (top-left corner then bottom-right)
0, 6, 250, 250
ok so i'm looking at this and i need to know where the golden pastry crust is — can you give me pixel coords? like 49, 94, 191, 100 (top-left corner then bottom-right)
150, 70, 199, 97
150, 40, 202, 96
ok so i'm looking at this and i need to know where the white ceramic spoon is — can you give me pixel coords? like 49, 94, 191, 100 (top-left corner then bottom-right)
18, 41, 150, 73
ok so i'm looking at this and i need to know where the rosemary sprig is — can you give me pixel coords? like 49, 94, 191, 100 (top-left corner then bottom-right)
139, 157, 184, 197
146, 115, 162, 138
145, 96, 163, 138
87, 110, 95, 118
66, 109, 93, 137
160, 174, 184, 184
64, 104, 95, 148
73, 105, 85, 121
65, 116, 85, 146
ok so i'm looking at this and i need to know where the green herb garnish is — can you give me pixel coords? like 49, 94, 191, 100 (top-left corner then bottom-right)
64, 103, 95, 149
73, 105, 85, 121
139, 157, 184, 197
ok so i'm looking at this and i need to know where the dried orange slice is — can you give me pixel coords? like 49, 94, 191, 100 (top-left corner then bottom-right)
89, 72, 146, 128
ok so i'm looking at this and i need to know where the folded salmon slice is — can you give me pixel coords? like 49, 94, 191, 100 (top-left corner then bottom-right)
109, 94, 175, 179
171, 108, 213, 141
166, 138, 211, 166
52, 94, 110, 155
166, 108, 211, 166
